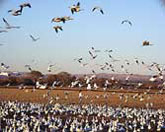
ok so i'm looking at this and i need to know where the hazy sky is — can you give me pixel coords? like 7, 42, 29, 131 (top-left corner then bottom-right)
0, 0, 165, 74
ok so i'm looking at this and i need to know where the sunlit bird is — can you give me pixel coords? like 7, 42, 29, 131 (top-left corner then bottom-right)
69, 2, 83, 14
53, 26, 63, 33
142, 41, 153, 46
51, 16, 73, 23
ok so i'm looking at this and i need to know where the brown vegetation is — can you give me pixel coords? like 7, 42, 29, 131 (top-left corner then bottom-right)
0, 87, 165, 109
0, 71, 164, 90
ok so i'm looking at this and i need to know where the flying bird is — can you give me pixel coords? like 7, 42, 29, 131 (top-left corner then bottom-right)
0, 30, 7, 33
105, 49, 113, 53
53, 26, 63, 33
142, 41, 153, 46
51, 17, 63, 23
25, 65, 32, 71
19, 2, 31, 8
8, 8, 23, 16
91, 47, 101, 52
92, 6, 104, 14
47, 64, 54, 72
92, 70, 96, 74
69, 2, 83, 14
29, 35, 40, 42
121, 20, 132, 26
51, 16, 73, 23
1, 63, 9, 70
3, 18, 20, 29
89, 51, 97, 59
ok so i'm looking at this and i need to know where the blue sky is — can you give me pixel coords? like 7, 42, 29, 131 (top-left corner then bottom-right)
0, 0, 165, 74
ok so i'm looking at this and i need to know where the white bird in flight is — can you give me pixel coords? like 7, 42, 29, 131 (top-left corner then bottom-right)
3, 18, 20, 29
29, 35, 40, 42
0, 30, 7, 33
47, 64, 54, 72
1, 63, 10, 70
92, 6, 104, 14
121, 20, 132, 26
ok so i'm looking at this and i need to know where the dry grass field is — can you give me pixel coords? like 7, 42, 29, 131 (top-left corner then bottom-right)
0, 87, 165, 109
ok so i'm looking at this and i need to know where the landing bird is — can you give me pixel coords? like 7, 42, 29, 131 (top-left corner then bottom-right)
1, 63, 9, 69
47, 64, 54, 72
121, 20, 132, 26
3, 18, 20, 29
125, 60, 130, 65
149, 75, 158, 82
92, 70, 96, 74
142, 41, 153, 46
53, 26, 63, 33
141, 61, 145, 65
29, 35, 40, 42
69, 2, 83, 14
24, 65, 32, 71
92, 6, 104, 14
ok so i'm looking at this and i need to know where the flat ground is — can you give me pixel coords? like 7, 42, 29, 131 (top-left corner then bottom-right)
0, 87, 165, 109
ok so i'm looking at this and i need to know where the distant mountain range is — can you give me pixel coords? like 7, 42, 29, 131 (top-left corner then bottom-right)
0, 71, 164, 83
74, 73, 165, 83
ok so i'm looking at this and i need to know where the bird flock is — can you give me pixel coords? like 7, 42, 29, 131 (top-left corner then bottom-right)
0, 1, 155, 47
0, 1, 165, 131
1, 101, 165, 132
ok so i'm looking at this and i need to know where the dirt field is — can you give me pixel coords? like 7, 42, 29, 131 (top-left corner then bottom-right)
0, 87, 165, 109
